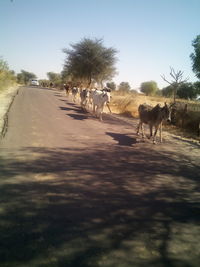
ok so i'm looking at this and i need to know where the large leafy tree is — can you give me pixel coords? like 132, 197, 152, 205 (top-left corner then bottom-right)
17, 70, 36, 85
177, 82, 198, 100
106, 81, 116, 91
63, 38, 117, 87
47, 72, 62, 87
0, 57, 16, 90
190, 35, 200, 79
47, 72, 61, 82
0, 57, 9, 72
162, 85, 174, 97
118, 82, 131, 93
194, 81, 200, 93
140, 81, 158, 96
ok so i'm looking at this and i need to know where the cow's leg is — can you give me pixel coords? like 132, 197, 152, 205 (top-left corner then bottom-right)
160, 122, 163, 142
99, 111, 102, 121
85, 99, 88, 110
92, 104, 96, 115
81, 99, 85, 111
96, 106, 100, 119
136, 121, 141, 135
149, 125, 153, 139
99, 106, 104, 121
153, 125, 159, 144
141, 123, 145, 138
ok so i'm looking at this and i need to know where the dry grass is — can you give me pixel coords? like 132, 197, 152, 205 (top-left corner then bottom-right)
110, 92, 171, 118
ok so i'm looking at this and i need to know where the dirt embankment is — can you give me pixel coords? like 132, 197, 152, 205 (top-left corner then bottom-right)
0, 85, 19, 137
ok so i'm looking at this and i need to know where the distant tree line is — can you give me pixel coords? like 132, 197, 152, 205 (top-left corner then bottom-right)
17, 70, 36, 85
1, 34, 200, 101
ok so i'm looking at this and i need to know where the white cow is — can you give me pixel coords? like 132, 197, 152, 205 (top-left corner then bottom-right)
88, 88, 97, 108
80, 89, 90, 111
92, 90, 111, 121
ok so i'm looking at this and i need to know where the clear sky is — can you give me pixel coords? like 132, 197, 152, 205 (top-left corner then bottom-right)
1, 0, 200, 89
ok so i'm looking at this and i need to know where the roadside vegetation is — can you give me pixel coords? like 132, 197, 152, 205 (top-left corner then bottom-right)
17, 69, 37, 85
0, 57, 39, 93
0, 57, 16, 92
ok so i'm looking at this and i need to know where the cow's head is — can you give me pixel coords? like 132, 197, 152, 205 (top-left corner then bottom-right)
102, 91, 111, 103
162, 102, 172, 122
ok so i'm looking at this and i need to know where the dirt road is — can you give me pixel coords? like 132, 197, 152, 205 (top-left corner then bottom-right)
0, 86, 200, 267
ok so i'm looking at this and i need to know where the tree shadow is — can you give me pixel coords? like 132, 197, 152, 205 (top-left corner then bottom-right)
0, 145, 200, 266
106, 132, 137, 146
170, 135, 200, 148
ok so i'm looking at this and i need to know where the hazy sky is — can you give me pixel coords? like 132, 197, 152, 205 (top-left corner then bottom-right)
1, 0, 200, 89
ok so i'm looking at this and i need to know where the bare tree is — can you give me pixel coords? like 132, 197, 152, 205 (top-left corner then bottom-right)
161, 67, 188, 102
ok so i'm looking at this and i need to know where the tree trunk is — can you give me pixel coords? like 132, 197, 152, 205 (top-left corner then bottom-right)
173, 84, 178, 103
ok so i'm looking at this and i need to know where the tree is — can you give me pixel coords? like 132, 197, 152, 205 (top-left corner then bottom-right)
118, 82, 131, 93
161, 67, 188, 102
0, 57, 9, 72
0, 57, 16, 90
162, 85, 174, 97
190, 35, 200, 79
194, 81, 200, 94
47, 72, 60, 82
17, 70, 36, 85
62, 38, 117, 87
106, 82, 116, 91
47, 72, 62, 87
177, 82, 198, 100
140, 81, 158, 96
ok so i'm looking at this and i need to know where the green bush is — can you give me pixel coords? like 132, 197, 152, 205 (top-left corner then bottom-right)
0, 57, 16, 92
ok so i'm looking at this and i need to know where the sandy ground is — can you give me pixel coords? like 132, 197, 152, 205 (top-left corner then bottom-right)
0, 85, 19, 137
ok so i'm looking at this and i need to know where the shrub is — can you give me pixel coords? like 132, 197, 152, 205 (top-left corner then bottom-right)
0, 57, 16, 92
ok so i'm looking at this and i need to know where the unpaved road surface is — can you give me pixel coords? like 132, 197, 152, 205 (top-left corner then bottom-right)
0, 86, 200, 267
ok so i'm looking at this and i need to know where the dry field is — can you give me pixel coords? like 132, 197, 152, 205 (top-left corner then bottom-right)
109, 91, 200, 141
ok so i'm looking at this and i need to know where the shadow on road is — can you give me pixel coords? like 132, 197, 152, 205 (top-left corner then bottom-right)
59, 106, 83, 114
67, 114, 89, 121
106, 132, 137, 146
0, 144, 200, 266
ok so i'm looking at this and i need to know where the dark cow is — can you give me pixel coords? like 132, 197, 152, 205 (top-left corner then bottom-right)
136, 103, 172, 143
71, 87, 79, 102
64, 84, 70, 96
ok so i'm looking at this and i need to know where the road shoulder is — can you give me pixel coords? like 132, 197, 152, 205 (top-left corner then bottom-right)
0, 85, 19, 138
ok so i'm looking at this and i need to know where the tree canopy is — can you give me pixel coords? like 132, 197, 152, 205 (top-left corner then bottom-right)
106, 82, 116, 91
177, 82, 199, 100
17, 70, 36, 85
0, 57, 16, 90
62, 38, 117, 87
118, 82, 131, 93
162, 85, 174, 97
140, 81, 158, 96
190, 35, 200, 79
47, 72, 62, 87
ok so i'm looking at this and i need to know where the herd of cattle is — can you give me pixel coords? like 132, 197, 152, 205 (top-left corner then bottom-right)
63, 85, 173, 144
65, 86, 112, 121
